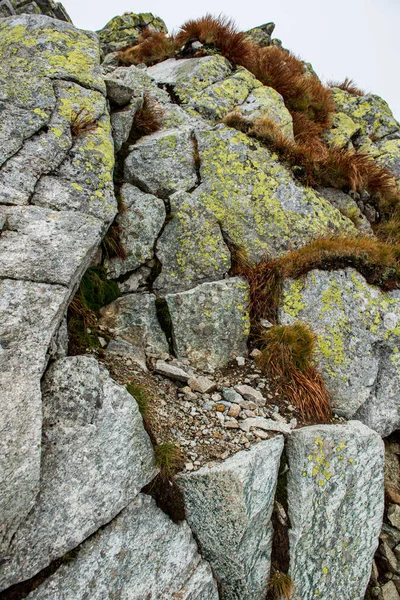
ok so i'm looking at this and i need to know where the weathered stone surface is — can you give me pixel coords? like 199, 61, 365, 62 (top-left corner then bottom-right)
188, 375, 217, 394
286, 421, 384, 600
382, 581, 400, 600
0, 15, 105, 92
331, 88, 400, 140
9, 0, 72, 22
188, 67, 260, 121
317, 186, 372, 234
27, 494, 218, 599
148, 55, 232, 104
245, 22, 275, 47
239, 417, 292, 434
98, 12, 167, 56
99, 293, 168, 362
105, 184, 166, 279
324, 111, 360, 149
110, 102, 137, 151
124, 128, 198, 197
166, 278, 250, 370
280, 268, 400, 435
195, 126, 356, 261
235, 384, 265, 406
0, 357, 157, 589
0, 279, 68, 555
385, 441, 400, 504
0, 205, 105, 286
177, 437, 284, 600
235, 84, 294, 138
0, 0, 14, 17
154, 191, 231, 293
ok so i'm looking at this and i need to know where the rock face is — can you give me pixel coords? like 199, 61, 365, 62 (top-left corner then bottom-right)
97, 12, 167, 56
0, 0, 72, 22
166, 278, 250, 370
0, 357, 157, 589
286, 421, 384, 600
280, 268, 400, 436
27, 494, 219, 600
177, 437, 284, 600
0, 14, 116, 555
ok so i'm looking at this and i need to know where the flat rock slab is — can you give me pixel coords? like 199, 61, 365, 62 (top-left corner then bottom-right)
286, 421, 384, 600
0, 357, 157, 589
280, 268, 400, 436
235, 384, 265, 406
155, 360, 190, 383
177, 436, 284, 600
195, 127, 356, 262
0, 205, 104, 286
166, 278, 250, 370
27, 494, 218, 600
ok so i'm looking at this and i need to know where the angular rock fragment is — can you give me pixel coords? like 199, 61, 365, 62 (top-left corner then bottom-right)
166, 278, 250, 370
155, 360, 190, 383
104, 184, 166, 279
124, 128, 198, 197
286, 421, 384, 600
98, 12, 167, 56
177, 437, 284, 600
27, 494, 218, 599
235, 384, 265, 406
0, 357, 157, 589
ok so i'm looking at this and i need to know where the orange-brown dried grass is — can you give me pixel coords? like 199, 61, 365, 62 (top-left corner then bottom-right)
133, 94, 164, 137
101, 224, 127, 261
257, 323, 332, 422
328, 77, 365, 97
70, 108, 98, 137
118, 29, 178, 66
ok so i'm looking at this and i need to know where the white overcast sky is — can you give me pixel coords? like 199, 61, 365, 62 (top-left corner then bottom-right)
62, 0, 400, 120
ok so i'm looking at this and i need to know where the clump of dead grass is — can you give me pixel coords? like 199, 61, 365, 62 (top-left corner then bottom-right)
268, 570, 294, 600
132, 93, 164, 138
101, 224, 127, 261
118, 29, 178, 66
257, 323, 332, 422
70, 108, 98, 137
328, 77, 365, 97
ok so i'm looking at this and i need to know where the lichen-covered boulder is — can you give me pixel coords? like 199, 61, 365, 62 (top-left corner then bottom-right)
235, 84, 294, 138
177, 436, 284, 600
317, 187, 372, 235
331, 88, 400, 140
0, 14, 116, 552
195, 126, 356, 261
27, 494, 219, 600
280, 268, 400, 435
8, 0, 72, 22
154, 191, 231, 293
124, 128, 198, 198
148, 55, 233, 104
97, 12, 167, 56
165, 278, 250, 370
105, 184, 166, 279
0, 357, 157, 589
375, 138, 400, 180
287, 421, 384, 600
99, 293, 169, 362
245, 22, 275, 47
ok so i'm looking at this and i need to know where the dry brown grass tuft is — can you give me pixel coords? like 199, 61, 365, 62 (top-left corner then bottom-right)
328, 77, 365, 97
257, 324, 331, 422
133, 94, 164, 137
176, 14, 253, 65
118, 29, 178, 66
269, 571, 294, 600
70, 108, 98, 137
101, 224, 127, 261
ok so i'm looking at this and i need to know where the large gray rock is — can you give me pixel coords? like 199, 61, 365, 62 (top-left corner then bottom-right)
195, 126, 356, 262
105, 184, 166, 279
154, 191, 231, 293
0, 357, 157, 589
287, 421, 384, 600
0, 15, 116, 552
0, 279, 68, 555
280, 268, 400, 435
166, 278, 250, 370
27, 494, 218, 599
177, 437, 284, 599
8, 0, 72, 22
124, 128, 198, 198
99, 293, 169, 362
